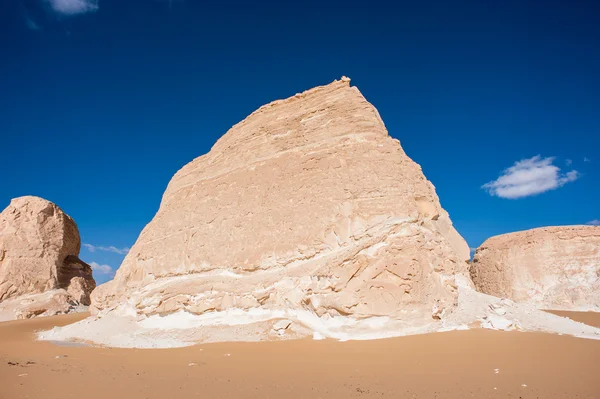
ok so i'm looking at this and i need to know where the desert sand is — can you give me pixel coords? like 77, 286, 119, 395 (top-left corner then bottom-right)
1, 313, 599, 399
546, 310, 600, 328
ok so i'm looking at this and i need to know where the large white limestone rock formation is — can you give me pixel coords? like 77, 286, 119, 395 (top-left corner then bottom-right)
88, 78, 469, 335
471, 226, 600, 311
38, 80, 600, 347
0, 196, 96, 321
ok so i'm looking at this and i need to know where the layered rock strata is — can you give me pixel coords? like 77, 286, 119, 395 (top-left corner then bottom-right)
471, 226, 600, 311
92, 78, 469, 328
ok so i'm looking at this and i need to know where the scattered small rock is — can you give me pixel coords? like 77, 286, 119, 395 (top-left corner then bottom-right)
7, 361, 35, 367
489, 303, 507, 316
188, 361, 206, 366
272, 319, 292, 335
431, 305, 443, 320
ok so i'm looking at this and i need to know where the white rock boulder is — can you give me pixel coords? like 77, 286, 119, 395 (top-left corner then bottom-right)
0, 196, 95, 321
470, 225, 600, 311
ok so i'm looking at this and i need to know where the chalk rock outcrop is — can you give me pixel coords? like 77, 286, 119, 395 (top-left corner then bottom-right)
471, 226, 600, 311
0, 196, 95, 321
88, 78, 469, 341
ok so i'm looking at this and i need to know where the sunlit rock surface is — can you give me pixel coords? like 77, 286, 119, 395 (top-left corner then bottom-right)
471, 225, 600, 311
0, 196, 95, 321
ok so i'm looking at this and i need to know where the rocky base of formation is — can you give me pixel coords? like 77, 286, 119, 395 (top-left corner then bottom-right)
0, 196, 96, 321
38, 276, 600, 348
471, 226, 600, 311
0, 289, 89, 322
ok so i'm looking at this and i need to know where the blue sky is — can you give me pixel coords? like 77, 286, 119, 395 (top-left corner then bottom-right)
1, 0, 598, 284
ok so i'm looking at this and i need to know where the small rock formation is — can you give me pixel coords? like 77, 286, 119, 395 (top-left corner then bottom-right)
470, 226, 600, 311
84, 77, 469, 343
0, 196, 96, 321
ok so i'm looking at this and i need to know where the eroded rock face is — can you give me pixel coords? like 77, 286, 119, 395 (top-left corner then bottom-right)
471, 226, 600, 311
0, 196, 96, 320
92, 78, 470, 334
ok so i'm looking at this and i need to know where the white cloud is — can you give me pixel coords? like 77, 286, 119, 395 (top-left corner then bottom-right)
565, 159, 573, 166
584, 157, 591, 163
83, 243, 130, 255
482, 155, 580, 199
586, 220, 600, 226
47, 0, 99, 16
89, 261, 114, 276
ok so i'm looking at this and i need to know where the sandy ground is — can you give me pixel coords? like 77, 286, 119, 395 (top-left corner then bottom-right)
1, 313, 599, 399
545, 310, 600, 328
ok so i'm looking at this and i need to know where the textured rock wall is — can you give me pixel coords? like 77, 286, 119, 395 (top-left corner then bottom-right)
0, 196, 96, 320
92, 78, 470, 329
471, 226, 600, 310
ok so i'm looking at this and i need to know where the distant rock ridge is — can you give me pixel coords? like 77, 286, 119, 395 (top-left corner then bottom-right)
0, 196, 96, 321
470, 225, 600, 311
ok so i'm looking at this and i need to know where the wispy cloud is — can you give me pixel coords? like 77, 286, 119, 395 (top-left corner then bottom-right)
565, 159, 573, 166
89, 261, 114, 276
584, 157, 591, 163
83, 243, 130, 255
586, 220, 600, 226
482, 155, 579, 199
154, 0, 185, 9
48, 0, 99, 16
26, 18, 41, 30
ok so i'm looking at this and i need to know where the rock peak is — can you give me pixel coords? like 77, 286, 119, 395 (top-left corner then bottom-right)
9, 195, 54, 207
236, 77, 354, 128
